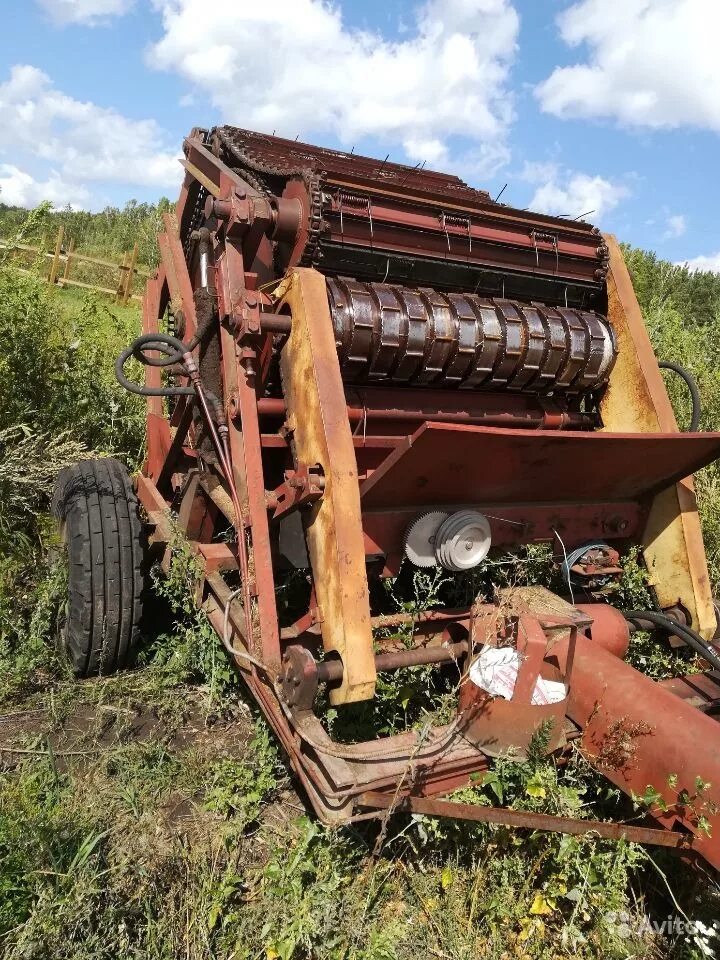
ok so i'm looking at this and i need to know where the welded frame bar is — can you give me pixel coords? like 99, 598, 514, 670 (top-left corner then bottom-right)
356, 792, 694, 849
256, 394, 596, 432
215, 238, 281, 664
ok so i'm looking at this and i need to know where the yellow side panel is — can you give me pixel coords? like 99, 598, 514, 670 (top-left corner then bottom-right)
601, 235, 715, 638
277, 268, 376, 703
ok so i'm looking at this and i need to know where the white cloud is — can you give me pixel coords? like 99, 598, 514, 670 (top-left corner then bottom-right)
36, 0, 135, 25
663, 214, 687, 240
536, 0, 720, 131
149, 0, 519, 176
0, 164, 90, 209
678, 253, 720, 273
528, 171, 629, 221
0, 65, 181, 203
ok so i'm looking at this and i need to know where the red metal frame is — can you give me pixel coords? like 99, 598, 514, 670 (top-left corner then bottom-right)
131, 128, 720, 867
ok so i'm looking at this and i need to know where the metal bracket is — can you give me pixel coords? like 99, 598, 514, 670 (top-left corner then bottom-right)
268, 463, 325, 522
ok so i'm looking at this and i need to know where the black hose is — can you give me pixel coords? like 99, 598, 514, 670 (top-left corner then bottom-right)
115, 332, 195, 397
116, 289, 220, 398
623, 609, 720, 672
659, 360, 701, 432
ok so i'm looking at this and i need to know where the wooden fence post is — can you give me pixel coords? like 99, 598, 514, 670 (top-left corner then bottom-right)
48, 225, 64, 285
123, 242, 139, 305
62, 238, 75, 284
116, 251, 129, 303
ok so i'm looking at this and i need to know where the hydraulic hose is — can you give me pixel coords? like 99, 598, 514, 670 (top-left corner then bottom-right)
115, 332, 195, 397
623, 609, 720, 672
659, 360, 701, 432
115, 292, 219, 398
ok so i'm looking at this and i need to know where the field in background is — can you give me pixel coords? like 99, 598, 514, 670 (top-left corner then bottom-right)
0, 200, 172, 268
1, 205, 720, 958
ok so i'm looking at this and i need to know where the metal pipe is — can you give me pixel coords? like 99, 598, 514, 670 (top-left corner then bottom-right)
191, 227, 212, 291
371, 608, 470, 629
259, 312, 292, 334
551, 630, 720, 869
357, 791, 693, 849
316, 639, 469, 685
257, 397, 594, 430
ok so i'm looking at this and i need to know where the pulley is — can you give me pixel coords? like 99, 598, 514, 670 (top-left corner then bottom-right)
404, 510, 492, 571
434, 511, 492, 572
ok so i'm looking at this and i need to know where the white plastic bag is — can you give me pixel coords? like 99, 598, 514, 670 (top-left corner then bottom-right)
468, 646, 566, 706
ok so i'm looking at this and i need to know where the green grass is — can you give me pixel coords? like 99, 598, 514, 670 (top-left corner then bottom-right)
1, 533, 716, 960
0, 677, 716, 960
0, 697, 657, 960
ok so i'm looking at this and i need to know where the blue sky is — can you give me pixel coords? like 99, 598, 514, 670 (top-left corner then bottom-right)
1, 0, 719, 268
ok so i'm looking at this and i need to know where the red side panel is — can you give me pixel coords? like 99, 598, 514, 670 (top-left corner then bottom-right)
359, 423, 720, 509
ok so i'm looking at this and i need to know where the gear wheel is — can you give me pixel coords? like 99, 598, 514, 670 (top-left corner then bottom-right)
404, 511, 449, 567
434, 511, 492, 572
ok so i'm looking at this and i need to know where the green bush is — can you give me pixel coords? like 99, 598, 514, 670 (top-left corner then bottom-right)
0, 198, 173, 268
0, 270, 144, 458
0, 266, 144, 702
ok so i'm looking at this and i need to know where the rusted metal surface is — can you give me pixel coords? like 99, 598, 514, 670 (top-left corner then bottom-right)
158, 213, 198, 342
371, 609, 470, 630
316, 639, 469, 686
552, 630, 720, 868
259, 311, 293, 334
215, 126, 493, 205
459, 593, 582, 758
257, 391, 597, 432
209, 127, 608, 306
356, 792, 694, 849
576, 603, 630, 659
280, 638, 470, 705
327, 279, 616, 393
360, 422, 720, 509
128, 125, 720, 872
268, 463, 325, 521
658, 671, 720, 712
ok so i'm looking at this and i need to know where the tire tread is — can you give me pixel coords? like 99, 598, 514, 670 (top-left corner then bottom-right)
52, 458, 144, 676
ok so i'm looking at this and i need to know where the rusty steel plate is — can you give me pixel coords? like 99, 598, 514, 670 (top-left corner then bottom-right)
359, 423, 720, 509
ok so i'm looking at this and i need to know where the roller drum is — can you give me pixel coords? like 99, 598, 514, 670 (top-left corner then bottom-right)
326, 278, 616, 393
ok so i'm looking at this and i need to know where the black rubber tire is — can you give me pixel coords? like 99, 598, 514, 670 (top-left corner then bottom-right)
51, 458, 144, 676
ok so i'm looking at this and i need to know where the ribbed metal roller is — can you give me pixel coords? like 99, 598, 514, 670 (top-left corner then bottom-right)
326, 279, 617, 393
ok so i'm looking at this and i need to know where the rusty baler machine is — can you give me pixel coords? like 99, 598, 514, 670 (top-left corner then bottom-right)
61, 126, 720, 867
